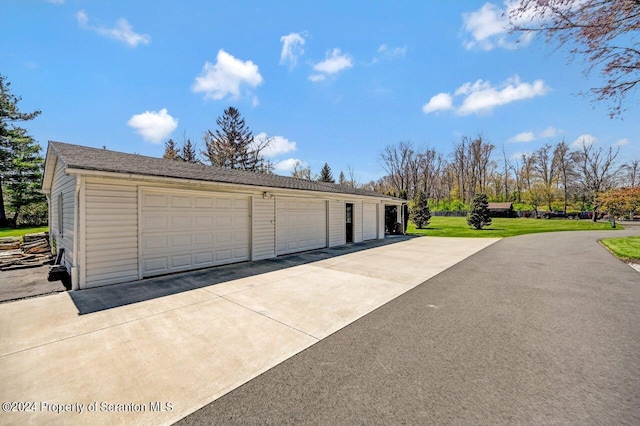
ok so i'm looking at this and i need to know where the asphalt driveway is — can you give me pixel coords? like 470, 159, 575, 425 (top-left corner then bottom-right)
177, 229, 640, 425
0, 236, 498, 425
0, 265, 66, 303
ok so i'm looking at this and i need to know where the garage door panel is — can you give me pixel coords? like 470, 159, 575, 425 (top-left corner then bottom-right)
143, 215, 169, 232
195, 197, 213, 208
194, 252, 213, 265
170, 195, 192, 208
171, 254, 192, 268
277, 198, 327, 255
215, 216, 232, 227
195, 215, 213, 227
141, 190, 250, 277
215, 249, 232, 261
195, 233, 213, 245
171, 234, 192, 248
171, 215, 192, 229
144, 257, 167, 274
216, 231, 233, 244
215, 198, 233, 209
144, 194, 168, 208
143, 235, 168, 251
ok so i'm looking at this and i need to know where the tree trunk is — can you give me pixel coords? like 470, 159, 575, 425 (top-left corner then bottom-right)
0, 181, 8, 228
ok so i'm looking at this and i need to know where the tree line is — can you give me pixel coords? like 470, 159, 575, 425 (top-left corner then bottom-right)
376, 136, 636, 220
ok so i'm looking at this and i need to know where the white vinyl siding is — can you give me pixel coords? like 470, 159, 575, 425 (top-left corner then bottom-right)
252, 197, 275, 260
363, 202, 378, 241
276, 198, 327, 255
84, 182, 139, 288
328, 200, 346, 247
50, 159, 75, 268
140, 189, 250, 277
353, 201, 363, 243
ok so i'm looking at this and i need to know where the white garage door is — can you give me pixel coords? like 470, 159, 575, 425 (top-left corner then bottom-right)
141, 190, 250, 277
363, 202, 378, 241
277, 198, 327, 255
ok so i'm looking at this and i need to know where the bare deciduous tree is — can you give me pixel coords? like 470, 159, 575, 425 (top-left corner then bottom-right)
380, 141, 415, 199
552, 140, 575, 213
534, 144, 558, 210
509, 0, 640, 118
572, 140, 621, 220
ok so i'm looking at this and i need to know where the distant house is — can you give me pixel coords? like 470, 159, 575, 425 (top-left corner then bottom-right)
487, 202, 515, 218
42, 142, 406, 290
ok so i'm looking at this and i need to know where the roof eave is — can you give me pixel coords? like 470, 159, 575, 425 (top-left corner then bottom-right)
42, 143, 60, 194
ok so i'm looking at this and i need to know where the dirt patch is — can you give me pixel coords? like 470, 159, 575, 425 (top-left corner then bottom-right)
0, 265, 67, 303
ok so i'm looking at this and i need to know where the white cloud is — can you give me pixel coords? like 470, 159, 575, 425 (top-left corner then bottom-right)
76, 10, 150, 48
461, 1, 535, 51
280, 32, 306, 69
309, 48, 353, 81
508, 131, 535, 143
423, 75, 548, 115
571, 134, 597, 148
46, 0, 65, 4
127, 108, 178, 143
539, 126, 559, 138
507, 126, 560, 143
422, 92, 453, 114
614, 138, 630, 147
275, 158, 305, 173
192, 49, 263, 101
457, 76, 548, 115
371, 44, 407, 63
254, 133, 297, 157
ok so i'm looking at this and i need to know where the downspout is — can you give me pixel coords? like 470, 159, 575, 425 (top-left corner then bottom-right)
71, 176, 81, 290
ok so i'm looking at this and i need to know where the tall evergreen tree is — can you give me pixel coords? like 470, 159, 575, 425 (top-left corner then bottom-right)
181, 138, 200, 164
318, 163, 335, 183
0, 75, 44, 227
203, 107, 269, 172
467, 193, 492, 230
409, 190, 431, 229
163, 139, 180, 160
338, 171, 346, 186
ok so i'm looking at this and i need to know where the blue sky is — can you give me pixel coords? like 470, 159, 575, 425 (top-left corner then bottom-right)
2, 0, 638, 183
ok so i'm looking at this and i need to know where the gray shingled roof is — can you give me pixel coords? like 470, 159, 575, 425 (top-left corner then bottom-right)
48, 141, 401, 200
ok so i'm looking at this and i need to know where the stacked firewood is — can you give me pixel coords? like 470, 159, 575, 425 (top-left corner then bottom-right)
0, 232, 54, 270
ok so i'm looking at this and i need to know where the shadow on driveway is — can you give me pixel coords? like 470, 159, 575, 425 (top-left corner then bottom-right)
70, 236, 415, 316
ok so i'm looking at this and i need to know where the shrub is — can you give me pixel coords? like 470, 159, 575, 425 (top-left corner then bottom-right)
409, 191, 431, 229
467, 193, 492, 230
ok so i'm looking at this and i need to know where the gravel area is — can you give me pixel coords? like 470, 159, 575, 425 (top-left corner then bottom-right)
0, 265, 67, 303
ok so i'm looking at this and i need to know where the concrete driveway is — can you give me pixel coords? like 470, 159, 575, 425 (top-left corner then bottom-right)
0, 236, 497, 425
178, 229, 640, 425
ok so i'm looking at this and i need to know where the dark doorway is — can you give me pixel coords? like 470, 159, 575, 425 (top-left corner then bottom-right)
345, 203, 353, 243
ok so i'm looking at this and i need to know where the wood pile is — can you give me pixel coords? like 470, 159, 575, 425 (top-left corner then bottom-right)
0, 232, 54, 271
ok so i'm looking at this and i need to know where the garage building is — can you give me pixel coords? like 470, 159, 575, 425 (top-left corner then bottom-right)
42, 142, 405, 290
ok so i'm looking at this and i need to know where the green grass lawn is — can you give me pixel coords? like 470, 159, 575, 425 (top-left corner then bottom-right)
0, 226, 49, 239
600, 236, 640, 261
407, 216, 619, 238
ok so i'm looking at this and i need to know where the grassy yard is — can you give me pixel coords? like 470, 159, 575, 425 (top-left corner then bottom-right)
0, 226, 49, 239
407, 216, 619, 238
600, 236, 640, 261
